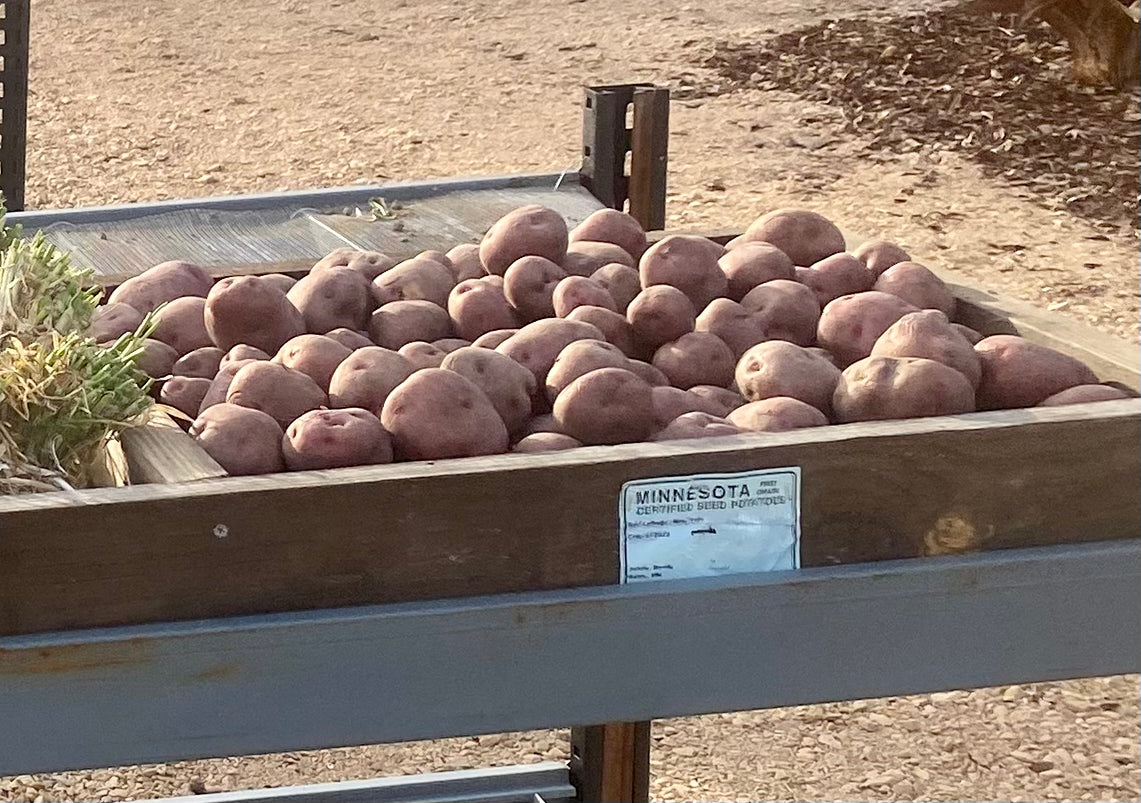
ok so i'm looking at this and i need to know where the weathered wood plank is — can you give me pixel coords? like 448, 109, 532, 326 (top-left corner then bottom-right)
0, 401, 1136, 636
120, 409, 227, 485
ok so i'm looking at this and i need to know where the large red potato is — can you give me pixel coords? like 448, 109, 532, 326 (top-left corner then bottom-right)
853, 239, 911, 277
569, 208, 648, 259
545, 340, 630, 402
873, 262, 956, 317
652, 412, 743, 442
652, 332, 735, 390
274, 334, 352, 392
198, 359, 257, 414
591, 264, 642, 312
441, 346, 538, 434
314, 248, 396, 282
512, 432, 583, 452
480, 205, 569, 275
744, 209, 845, 266
135, 338, 179, 379
739, 279, 821, 347
472, 328, 519, 349
325, 328, 374, 351
190, 403, 285, 476
282, 408, 393, 470
328, 346, 415, 414
639, 235, 728, 310
553, 276, 616, 317
735, 341, 841, 416
871, 310, 982, 389
370, 257, 455, 307
399, 341, 449, 370
447, 279, 517, 341
368, 300, 453, 350
204, 276, 305, 353
226, 361, 326, 428
108, 261, 214, 315
688, 385, 746, 416
561, 241, 635, 277
495, 318, 604, 387
565, 306, 639, 358
287, 266, 373, 333
552, 367, 655, 445
727, 397, 830, 432
381, 368, 509, 459
1039, 384, 1132, 406
974, 335, 1099, 409
503, 256, 568, 321
797, 253, 874, 307
816, 291, 919, 367
695, 298, 771, 359
445, 244, 487, 282
159, 376, 212, 419
718, 242, 796, 301
627, 285, 696, 351
650, 386, 722, 429
89, 302, 144, 343
833, 356, 976, 423
173, 346, 225, 379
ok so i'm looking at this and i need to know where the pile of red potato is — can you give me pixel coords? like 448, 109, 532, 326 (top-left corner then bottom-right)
88, 205, 1132, 476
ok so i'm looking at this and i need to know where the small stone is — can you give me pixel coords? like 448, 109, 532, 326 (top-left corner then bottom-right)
1002, 685, 1023, 702
1029, 760, 1055, 772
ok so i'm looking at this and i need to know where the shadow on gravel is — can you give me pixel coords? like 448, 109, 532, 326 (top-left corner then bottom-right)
688, 5, 1140, 234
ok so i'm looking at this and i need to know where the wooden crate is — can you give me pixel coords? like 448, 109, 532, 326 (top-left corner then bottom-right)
0, 229, 1136, 639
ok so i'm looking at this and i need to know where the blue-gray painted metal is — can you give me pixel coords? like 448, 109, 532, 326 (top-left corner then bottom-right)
5, 173, 575, 228
150, 763, 573, 803
1, 541, 1138, 775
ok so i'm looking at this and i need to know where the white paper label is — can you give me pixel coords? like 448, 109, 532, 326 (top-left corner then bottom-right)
618, 467, 801, 583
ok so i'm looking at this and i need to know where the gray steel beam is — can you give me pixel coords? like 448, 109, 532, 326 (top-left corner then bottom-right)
151, 763, 573, 803
5, 172, 577, 229
1, 540, 1138, 775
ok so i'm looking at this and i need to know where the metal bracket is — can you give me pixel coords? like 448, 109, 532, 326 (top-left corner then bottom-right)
0, 0, 30, 211
579, 84, 669, 230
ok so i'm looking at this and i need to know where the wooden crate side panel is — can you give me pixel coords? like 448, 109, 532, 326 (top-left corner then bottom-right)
1, 402, 1137, 636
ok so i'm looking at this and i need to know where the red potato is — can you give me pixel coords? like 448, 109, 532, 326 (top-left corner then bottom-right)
727, 397, 829, 432
853, 239, 911, 277
274, 334, 352, 392
324, 328, 374, 351
591, 263, 642, 312
951, 323, 984, 345
503, 255, 568, 321
816, 291, 920, 367
561, 241, 635, 277
204, 275, 305, 353
313, 248, 397, 283
190, 403, 285, 476
517, 413, 564, 439
440, 346, 537, 434
565, 306, 639, 358
381, 368, 509, 459
735, 341, 842, 416
639, 235, 728, 310
226, 361, 326, 428
199, 359, 257, 414
1039, 384, 1132, 406
805, 347, 840, 367
552, 367, 656, 445
88, 302, 143, 343
108, 261, 214, 315
328, 346, 415, 415
553, 276, 616, 317
495, 318, 604, 388
159, 376, 212, 419
650, 386, 722, 429
370, 257, 455, 308
652, 411, 742, 442
399, 341, 449, 370
173, 346, 225, 379
627, 359, 671, 387
974, 335, 1100, 409
512, 432, 583, 452
444, 244, 487, 282
447, 279, 517, 341
724, 234, 750, 250
287, 266, 373, 333
220, 344, 270, 367
136, 338, 179, 379
688, 385, 746, 416
480, 275, 506, 290
739, 279, 821, 347
432, 338, 472, 353
569, 208, 648, 259
627, 285, 696, 351
472, 328, 518, 349
797, 253, 874, 307
652, 332, 735, 390
874, 262, 956, 317
871, 310, 982, 389
833, 356, 976, 423
545, 340, 630, 402
480, 205, 569, 275
260, 274, 298, 295
695, 298, 770, 359
418, 250, 454, 271
744, 209, 845, 267
282, 408, 393, 471
150, 296, 212, 356
368, 300, 453, 350
718, 242, 796, 301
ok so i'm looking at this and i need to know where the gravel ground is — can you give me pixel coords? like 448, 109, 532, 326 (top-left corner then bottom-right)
4, 0, 1139, 800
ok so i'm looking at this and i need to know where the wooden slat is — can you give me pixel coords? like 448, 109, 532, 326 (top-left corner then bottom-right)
0, 401, 1136, 636
119, 409, 226, 485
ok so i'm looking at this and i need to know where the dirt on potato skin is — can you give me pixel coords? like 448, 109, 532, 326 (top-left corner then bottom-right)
6, 0, 1139, 801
